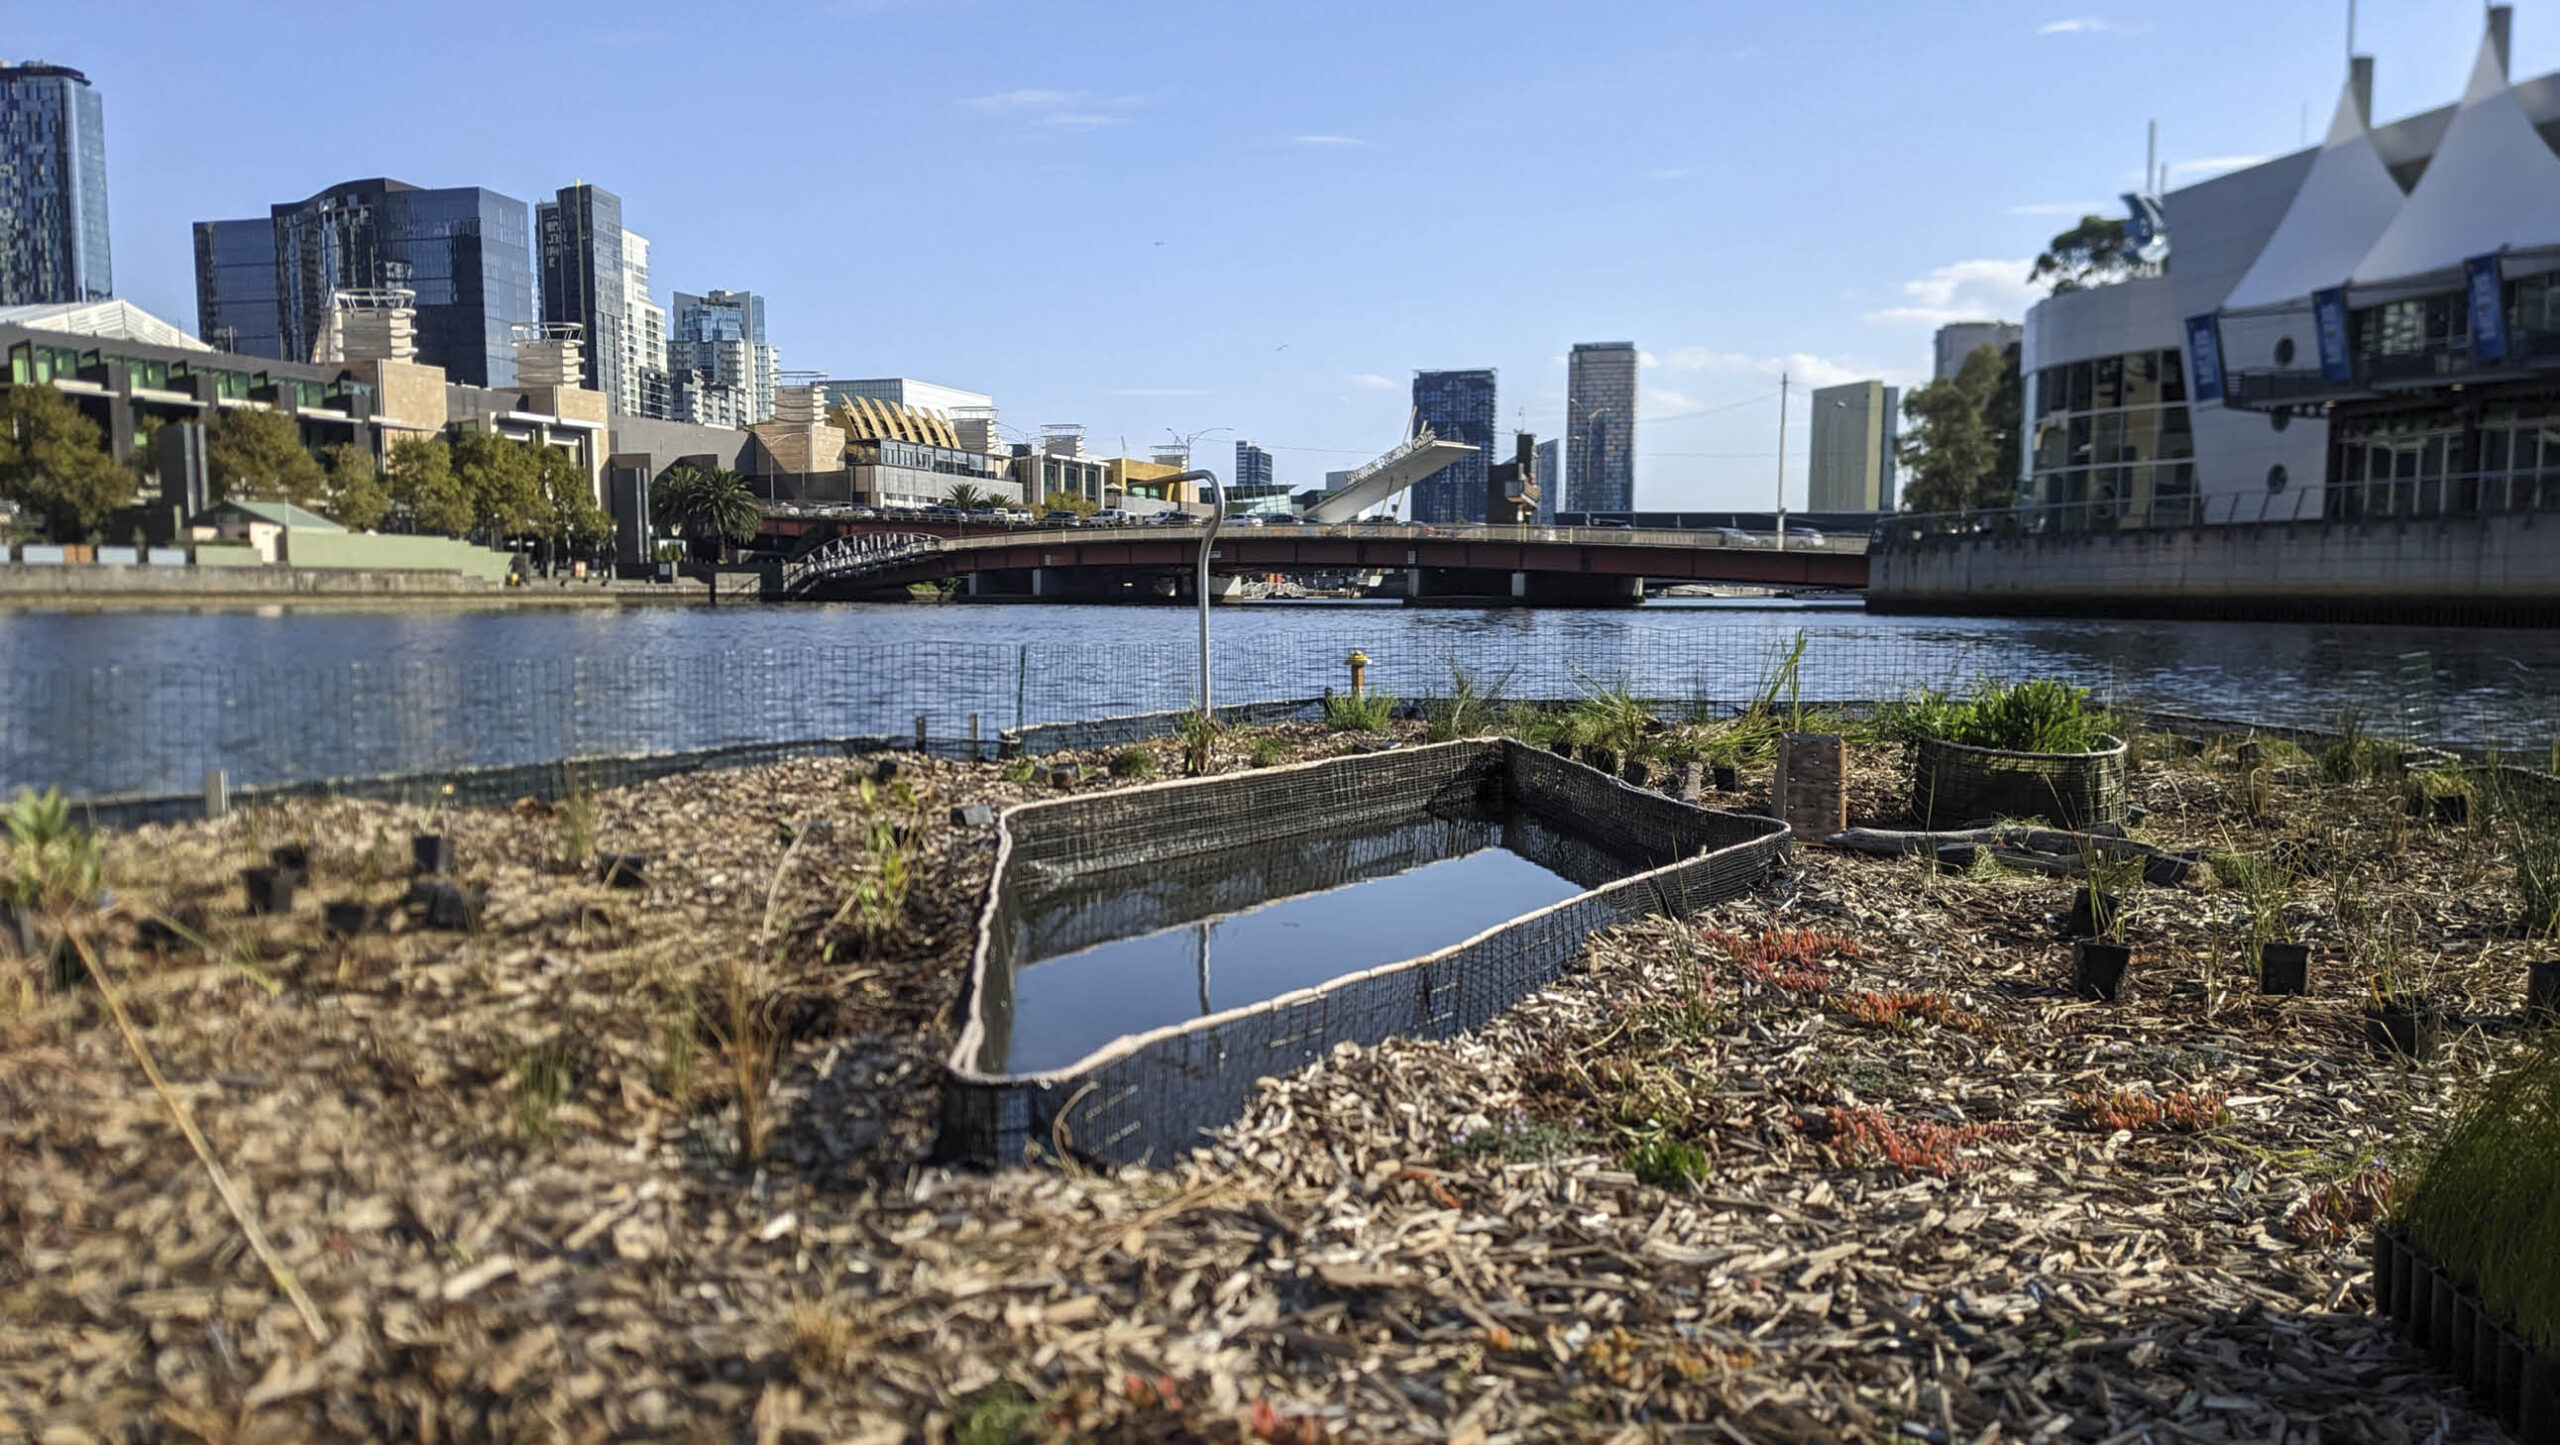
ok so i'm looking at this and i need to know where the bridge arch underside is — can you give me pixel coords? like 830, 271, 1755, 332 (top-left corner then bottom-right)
790, 535, 1867, 604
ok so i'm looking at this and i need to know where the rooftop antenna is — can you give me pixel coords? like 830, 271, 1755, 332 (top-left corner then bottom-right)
2146, 119, 2158, 196
2347, 0, 2356, 62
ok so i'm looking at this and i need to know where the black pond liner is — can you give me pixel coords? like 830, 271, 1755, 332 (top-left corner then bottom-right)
2373, 1226, 2560, 1441
1935, 844, 1983, 874
938, 739, 1791, 1167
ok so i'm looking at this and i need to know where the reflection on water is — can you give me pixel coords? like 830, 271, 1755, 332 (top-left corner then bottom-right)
983, 808, 1639, 1075
5, 600, 2559, 795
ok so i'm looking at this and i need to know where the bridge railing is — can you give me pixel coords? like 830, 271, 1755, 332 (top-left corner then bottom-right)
1873, 489, 2357, 549
781, 531, 946, 591
918, 521, 1869, 554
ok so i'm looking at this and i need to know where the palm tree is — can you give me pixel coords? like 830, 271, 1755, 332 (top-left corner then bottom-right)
655, 465, 762, 563
943, 482, 998, 512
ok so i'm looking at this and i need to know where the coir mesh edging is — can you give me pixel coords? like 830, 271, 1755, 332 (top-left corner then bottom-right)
1914, 733, 2129, 831
937, 739, 1791, 1167
2372, 1225, 2560, 1440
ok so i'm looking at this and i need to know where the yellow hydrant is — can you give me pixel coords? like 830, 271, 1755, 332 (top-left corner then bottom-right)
1346, 650, 1369, 697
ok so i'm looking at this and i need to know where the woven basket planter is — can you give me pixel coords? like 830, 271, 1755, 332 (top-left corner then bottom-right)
1913, 733, 2128, 830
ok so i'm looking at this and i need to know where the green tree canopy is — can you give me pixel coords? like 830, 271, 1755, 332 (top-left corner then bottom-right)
320, 442, 390, 532
2028, 215, 2139, 295
449, 429, 544, 542
207, 407, 327, 507
0, 385, 135, 541
654, 465, 761, 562
535, 446, 612, 558
943, 482, 999, 511
386, 437, 471, 537
1896, 343, 2022, 515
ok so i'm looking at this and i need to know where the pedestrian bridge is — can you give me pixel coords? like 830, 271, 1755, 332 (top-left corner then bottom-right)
773, 520, 1868, 602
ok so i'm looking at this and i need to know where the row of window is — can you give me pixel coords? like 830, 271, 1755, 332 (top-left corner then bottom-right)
2034, 349, 2188, 417
2031, 406, 2196, 472
7, 341, 373, 408
2327, 409, 2560, 517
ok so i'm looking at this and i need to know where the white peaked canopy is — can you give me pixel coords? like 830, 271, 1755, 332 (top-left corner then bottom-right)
2349, 24, 2560, 296
2220, 77, 2406, 313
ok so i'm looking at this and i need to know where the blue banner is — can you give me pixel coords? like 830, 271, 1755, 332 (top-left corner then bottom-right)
2184, 313, 2225, 403
2313, 288, 2353, 384
2468, 253, 2506, 362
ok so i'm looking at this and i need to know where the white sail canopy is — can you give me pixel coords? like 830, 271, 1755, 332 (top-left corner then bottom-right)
2220, 77, 2405, 313
2349, 25, 2560, 295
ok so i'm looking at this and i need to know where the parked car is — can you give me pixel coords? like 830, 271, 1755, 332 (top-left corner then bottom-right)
1712, 527, 1762, 546
1091, 508, 1138, 525
1040, 510, 1084, 526
1000, 508, 1033, 524
1786, 526, 1825, 544
1146, 510, 1193, 525
847, 506, 880, 520
1227, 513, 1266, 526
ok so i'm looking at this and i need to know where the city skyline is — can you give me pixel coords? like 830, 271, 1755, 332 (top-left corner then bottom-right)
4, 0, 2513, 505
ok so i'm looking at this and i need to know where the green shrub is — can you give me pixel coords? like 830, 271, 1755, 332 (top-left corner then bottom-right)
1560, 684, 1657, 758
1625, 1137, 1710, 1190
2320, 712, 2396, 783
3, 787, 100, 912
2394, 1040, 2560, 1353
1248, 735, 1286, 768
1424, 663, 1514, 743
1877, 679, 2113, 754
1321, 690, 1397, 733
1107, 748, 1159, 779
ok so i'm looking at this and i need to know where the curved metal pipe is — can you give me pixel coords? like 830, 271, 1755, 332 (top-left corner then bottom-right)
1166, 470, 1223, 718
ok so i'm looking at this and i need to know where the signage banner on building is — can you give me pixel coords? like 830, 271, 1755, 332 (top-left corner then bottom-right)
2184, 313, 2226, 403
2467, 253, 2507, 363
2312, 288, 2353, 384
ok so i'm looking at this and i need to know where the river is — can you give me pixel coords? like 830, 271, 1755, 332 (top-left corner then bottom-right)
3, 598, 2555, 797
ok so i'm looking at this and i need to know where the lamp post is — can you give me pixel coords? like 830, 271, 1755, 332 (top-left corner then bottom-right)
1774, 374, 1789, 551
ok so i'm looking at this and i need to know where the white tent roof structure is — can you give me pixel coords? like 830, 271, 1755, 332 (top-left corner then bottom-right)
0, 299, 210, 352
2349, 24, 2560, 297
2221, 76, 2406, 313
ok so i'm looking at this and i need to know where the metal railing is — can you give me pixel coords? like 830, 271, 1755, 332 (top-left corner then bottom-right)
779, 531, 946, 592
914, 521, 1869, 554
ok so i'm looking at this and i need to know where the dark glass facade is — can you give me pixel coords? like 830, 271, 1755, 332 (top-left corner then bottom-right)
0, 63, 111, 305
1410, 369, 1496, 524
2029, 348, 2196, 524
1567, 343, 1638, 514
192, 179, 535, 385
1233, 439, 1273, 493
191, 218, 281, 357
537, 183, 628, 411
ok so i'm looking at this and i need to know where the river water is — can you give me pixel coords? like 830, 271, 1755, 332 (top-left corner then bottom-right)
3, 598, 2555, 797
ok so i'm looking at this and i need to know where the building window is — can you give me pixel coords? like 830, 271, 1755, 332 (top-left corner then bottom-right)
2274, 337, 2296, 367
2267, 464, 2288, 492
2024, 346, 2195, 527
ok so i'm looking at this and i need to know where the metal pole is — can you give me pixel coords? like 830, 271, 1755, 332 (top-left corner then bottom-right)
1775, 373, 1789, 551
1169, 468, 1223, 717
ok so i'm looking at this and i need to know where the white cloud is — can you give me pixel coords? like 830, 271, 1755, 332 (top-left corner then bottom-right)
964, 88, 1137, 131
964, 88, 1077, 110
1864, 258, 2040, 327
2039, 17, 2119, 34
2009, 200, 2111, 217
1646, 386, 1708, 413
1295, 134, 1367, 147
1111, 387, 1206, 397
1043, 112, 1124, 131
1643, 348, 1875, 393
1347, 373, 1396, 390
2167, 154, 2270, 182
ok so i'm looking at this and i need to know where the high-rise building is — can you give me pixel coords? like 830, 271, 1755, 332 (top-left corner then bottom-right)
1534, 437, 1561, 523
0, 62, 111, 306
192, 178, 536, 385
1808, 379, 1899, 512
1933, 320, 2020, 381
1234, 439, 1273, 492
671, 289, 778, 423
537, 183, 638, 413
1409, 369, 1497, 523
1567, 342, 1637, 514
622, 231, 667, 418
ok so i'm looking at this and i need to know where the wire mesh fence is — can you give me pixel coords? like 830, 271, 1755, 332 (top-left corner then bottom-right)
4, 625, 2556, 803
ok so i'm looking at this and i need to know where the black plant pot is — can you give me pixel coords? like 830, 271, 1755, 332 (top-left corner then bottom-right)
1935, 844, 1982, 874
2258, 942, 2311, 996
416, 882, 484, 933
135, 903, 206, 954
1046, 765, 1079, 788
2141, 852, 2194, 887
2072, 939, 2132, 1001
2063, 891, 2126, 941
597, 854, 648, 889
2528, 959, 2560, 1026
1584, 746, 1619, 776
412, 833, 454, 876
2431, 793, 2471, 826
1712, 763, 1740, 792
241, 866, 294, 915
874, 757, 903, 783
1548, 739, 1573, 760
2365, 997, 2441, 1060
324, 900, 374, 938
0, 901, 39, 958
1622, 759, 1651, 789
268, 844, 311, 887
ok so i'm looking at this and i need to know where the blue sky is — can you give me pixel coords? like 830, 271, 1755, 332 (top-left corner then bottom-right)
8, 0, 2534, 508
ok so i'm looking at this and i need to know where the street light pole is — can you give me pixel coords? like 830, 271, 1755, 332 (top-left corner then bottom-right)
1775, 372, 1789, 551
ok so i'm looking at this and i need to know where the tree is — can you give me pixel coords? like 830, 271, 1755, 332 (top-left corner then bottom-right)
207, 407, 327, 507
1896, 343, 2021, 515
2029, 214, 2139, 295
943, 482, 999, 511
386, 437, 471, 537
449, 429, 543, 543
534, 446, 613, 567
655, 464, 760, 562
0, 385, 135, 540
320, 442, 390, 532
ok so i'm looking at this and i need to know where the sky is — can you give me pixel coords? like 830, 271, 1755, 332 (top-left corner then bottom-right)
5, 0, 2537, 509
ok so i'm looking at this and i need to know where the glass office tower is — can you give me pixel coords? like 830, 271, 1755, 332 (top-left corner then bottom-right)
1567, 342, 1638, 514
193, 178, 535, 384
0, 62, 112, 305
1410, 369, 1497, 524
537, 183, 630, 411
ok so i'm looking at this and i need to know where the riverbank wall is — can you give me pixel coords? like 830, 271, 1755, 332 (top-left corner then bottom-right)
1868, 510, 2560, 625
0, 564, 713, 607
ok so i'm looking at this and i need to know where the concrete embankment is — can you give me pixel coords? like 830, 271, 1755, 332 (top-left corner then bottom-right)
0, 564, 716, 607
1869, 510, 2560, 625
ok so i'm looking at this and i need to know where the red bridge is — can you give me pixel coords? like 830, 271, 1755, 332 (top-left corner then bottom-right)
763, 520, 1870, 604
